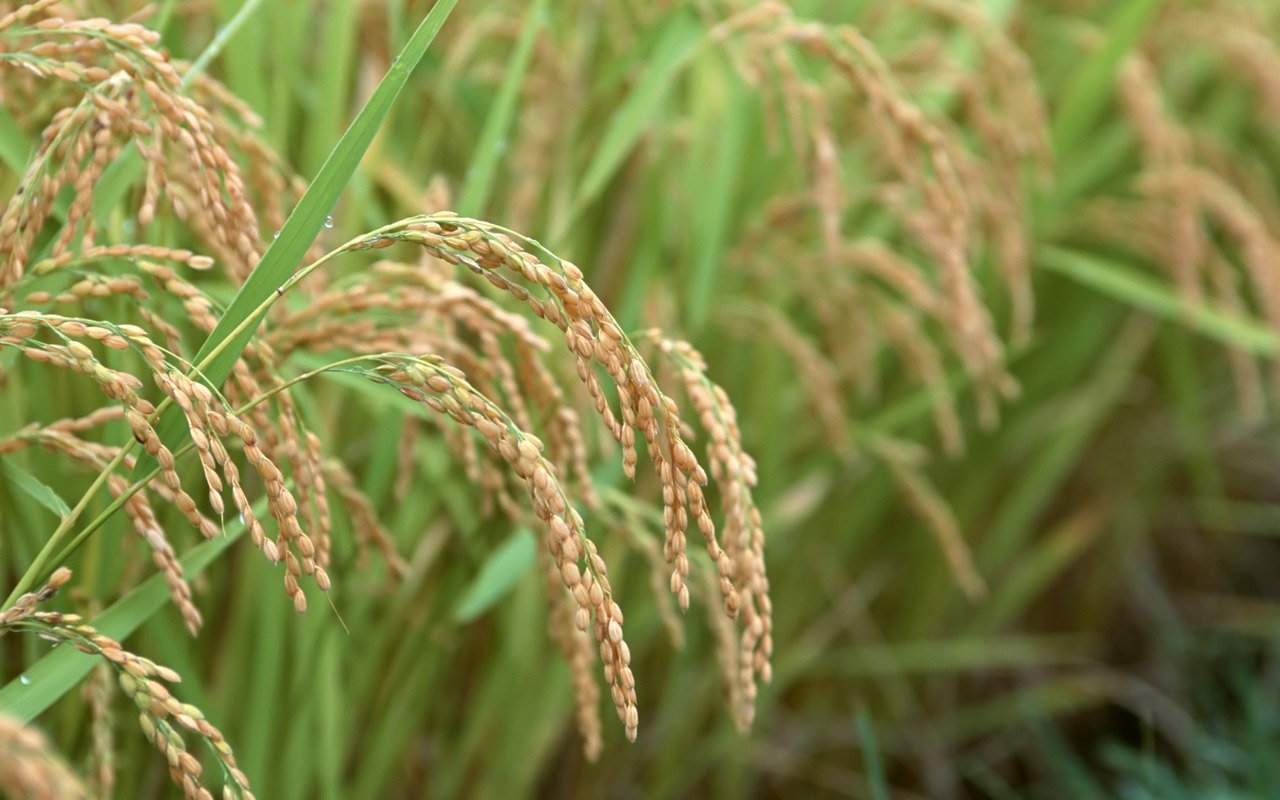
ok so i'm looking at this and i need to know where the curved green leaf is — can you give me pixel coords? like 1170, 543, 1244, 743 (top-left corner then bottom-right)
133, 0, 458, 480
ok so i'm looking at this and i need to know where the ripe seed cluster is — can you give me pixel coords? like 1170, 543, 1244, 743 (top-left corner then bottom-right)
1, 569, 254, 800
0, 712, 87, 800
646, 332, 773, 727
360, 216, 747, 621
0, 212, 775, 762
265, 261, 598, 518
0, 2, 775, 772
0, 309, 330, 621
333, 215, 780, 745
707, 2, 1044, 455
0, 4, 262, 292
373, 357, 643, 739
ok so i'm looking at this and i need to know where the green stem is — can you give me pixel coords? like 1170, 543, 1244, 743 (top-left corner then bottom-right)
4, 443, 134, 606
49, 353, 371, 567
3, 240, 355, 606
182, 0, 268, 89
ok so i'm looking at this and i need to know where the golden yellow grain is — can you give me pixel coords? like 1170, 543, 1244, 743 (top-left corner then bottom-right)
0, 715, 88, 800
1, 570, 252, 799
375, 356, 642, 739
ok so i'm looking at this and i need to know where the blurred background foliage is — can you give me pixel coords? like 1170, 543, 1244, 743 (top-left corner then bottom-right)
4, 0, 1280, 797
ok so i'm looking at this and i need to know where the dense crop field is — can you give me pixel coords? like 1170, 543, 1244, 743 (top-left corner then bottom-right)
3, 1, 1280, 798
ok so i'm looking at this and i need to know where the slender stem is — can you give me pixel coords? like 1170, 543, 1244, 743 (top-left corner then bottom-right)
18, 350, 394, 598
181, 0, 268, 88
184, 245, 351, 382
4, 215, 446, 604
3, 442, 134, 606
3, 239, 357, 606
49, 460, 164, 571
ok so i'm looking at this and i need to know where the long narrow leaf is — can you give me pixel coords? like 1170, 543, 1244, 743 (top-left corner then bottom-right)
134, 0, 457, 478
453, 529, 537, 623
0, 530, 240, 722
558, 8, 703, 235
456, 0, 547, 215
1051, 0, 1161, 157
0, 458, 70, 519
1040, 246, 1279, 356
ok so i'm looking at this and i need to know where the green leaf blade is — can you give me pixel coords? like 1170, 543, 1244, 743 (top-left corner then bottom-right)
0, 458, 71, 519
453, 529, 537, 623
0, 531, 240, 723
133, 0, 458, 480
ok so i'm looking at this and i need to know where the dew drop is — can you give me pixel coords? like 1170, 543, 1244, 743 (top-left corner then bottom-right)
272, 230, 281, 239
324, 215, 334, 229
19, 674, 30, 685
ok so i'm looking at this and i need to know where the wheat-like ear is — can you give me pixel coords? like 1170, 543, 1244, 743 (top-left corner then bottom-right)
363, 355, 643, 740
539, 547, 604, 761
286, 213, 778, 743
351, 216, 749, 620
0, 6, 261, 291
1, 569, 254, 799
707, 2, 1042, 451
0, 307, 328, 623
642, 331, 773, 724
1, 0, 778, 771
1070, 4, 1280, 420
0, 713, 88, 800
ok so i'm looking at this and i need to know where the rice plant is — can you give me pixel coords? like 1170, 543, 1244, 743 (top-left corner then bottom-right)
3, 0, 1280, 798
